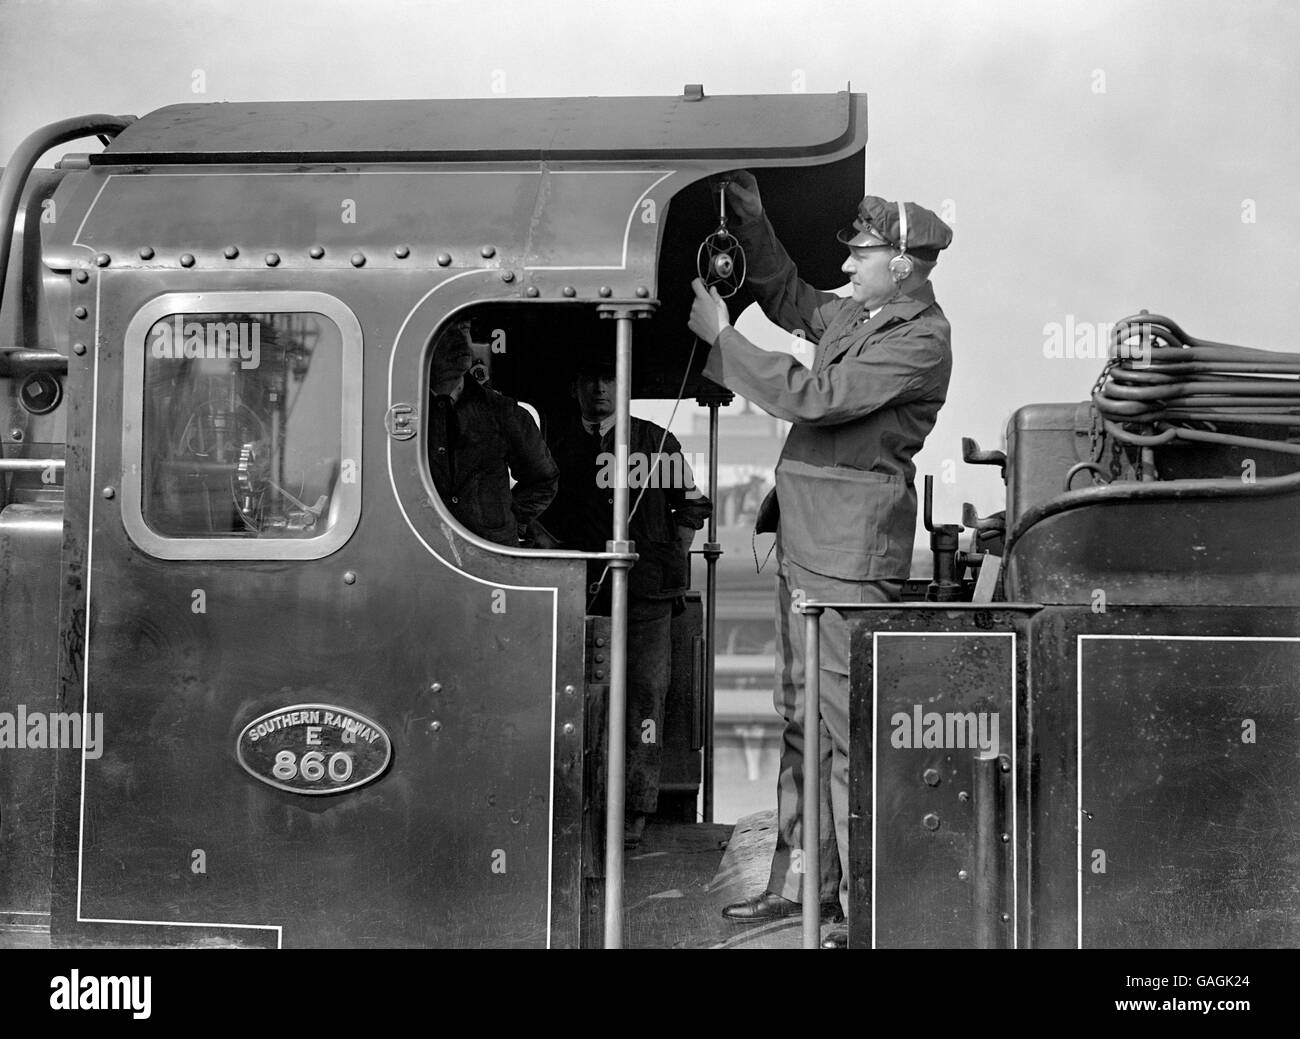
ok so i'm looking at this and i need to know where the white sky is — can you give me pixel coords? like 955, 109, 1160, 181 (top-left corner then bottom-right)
2, 0, 1296, 522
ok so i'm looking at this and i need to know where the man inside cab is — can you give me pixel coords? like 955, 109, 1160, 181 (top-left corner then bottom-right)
538, 354, 712, 847
688, 172, 954, 947
427, 321, 559, 546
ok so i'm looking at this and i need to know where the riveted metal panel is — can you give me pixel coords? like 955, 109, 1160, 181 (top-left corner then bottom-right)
49, 266, 589, 947
849, 607, 1029, 949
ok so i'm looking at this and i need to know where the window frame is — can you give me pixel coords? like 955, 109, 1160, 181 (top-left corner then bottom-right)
120, 291, 363, 561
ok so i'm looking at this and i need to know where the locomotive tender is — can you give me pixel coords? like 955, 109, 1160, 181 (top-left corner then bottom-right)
0, 90, 1296, 949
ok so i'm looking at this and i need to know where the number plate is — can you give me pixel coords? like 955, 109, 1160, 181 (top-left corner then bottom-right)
236, 704, 392, 795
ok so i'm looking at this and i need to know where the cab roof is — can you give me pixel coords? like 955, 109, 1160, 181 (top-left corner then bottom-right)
91, 90, 864, 165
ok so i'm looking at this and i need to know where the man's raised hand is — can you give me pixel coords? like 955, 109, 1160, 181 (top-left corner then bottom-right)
717, 169, 763, 221
689, 278, 732, 345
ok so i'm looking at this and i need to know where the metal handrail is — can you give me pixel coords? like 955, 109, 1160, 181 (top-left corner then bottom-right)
800, 606, 823, 949
701, 402, 721, 821
0, 458, 63, 473
600, 306, 642, 949
0, 113, 136, 310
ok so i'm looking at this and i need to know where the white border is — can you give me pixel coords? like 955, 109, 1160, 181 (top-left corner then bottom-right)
872, 631, 1018, 949
1075, 634, 1300, 950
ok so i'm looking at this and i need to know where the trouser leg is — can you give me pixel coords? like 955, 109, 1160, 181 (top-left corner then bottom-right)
769, 555, 903, 917
624, 597, 673, 815
767, 561, 840, 904
818, 665, 851, 917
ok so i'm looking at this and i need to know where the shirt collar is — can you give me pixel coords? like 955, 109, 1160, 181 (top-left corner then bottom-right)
863, 279, 937, 322
582, 415, 616, 438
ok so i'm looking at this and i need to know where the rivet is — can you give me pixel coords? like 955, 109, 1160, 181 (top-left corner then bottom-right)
265, 252, 280, 267
922, 768, 940, 787
9, 428, 23, 442
562, 722, 575, 735
562, 286, 576, 298
350, 252, 366, 268
509, 810, 521, 824
635, 286, 649, 298
394, 244, 410, 259
224, 245, 239, 259
430, 682, 443, 694
564, 684, 576, 696
101, 487, 115, 500
94, 253, 110, 267
74, 270, 89, 283
180, 253, 196, 268
436, 253, 452, 267
73, 342, 86, 355
73, 306, 88, 319
594, 654, 605, 664
525, 285, 540, 297
342, 570, 357, 585
598, 286, 612, 298
500, 270, 514, 283
595, 637, 606, 648
1001, 832, 1011, 843
594, 669, 606, 680
922, 813, 940, 831
138, 246, 154, 260
430, 720, 442, 732
1000, 756, 1011, 773
309, 245, 325, 259
958, 869, 969, 881
958, 790, 970, 803
1000, 912, 1011, 923
480, 245, 496, 258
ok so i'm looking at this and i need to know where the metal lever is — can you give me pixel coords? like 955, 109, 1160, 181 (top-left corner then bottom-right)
961, 503, 1005, 534
924, 475, 963, 602
961, 437, 1007, 478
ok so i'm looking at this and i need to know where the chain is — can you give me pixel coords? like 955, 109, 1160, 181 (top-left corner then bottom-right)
1088, 358, 1118, 481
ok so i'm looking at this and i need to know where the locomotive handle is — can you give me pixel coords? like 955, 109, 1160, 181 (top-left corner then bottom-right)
972, 749, 1009, 948
0, 113, 136, 315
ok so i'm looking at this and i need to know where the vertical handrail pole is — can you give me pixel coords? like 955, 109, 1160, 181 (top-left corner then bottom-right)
802, 606, 823, 949
701, 401, 721, 822
601, 310, 636, 949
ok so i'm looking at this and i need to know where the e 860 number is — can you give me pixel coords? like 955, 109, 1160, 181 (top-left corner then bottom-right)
272, 749, 355, 784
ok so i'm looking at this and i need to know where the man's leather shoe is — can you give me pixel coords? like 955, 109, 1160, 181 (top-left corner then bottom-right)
624, 812, 647, 849
821, 925, 849, 949
722, 891, 842, 923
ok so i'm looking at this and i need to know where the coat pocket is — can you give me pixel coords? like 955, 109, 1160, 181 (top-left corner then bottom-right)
775, 459, 905, 575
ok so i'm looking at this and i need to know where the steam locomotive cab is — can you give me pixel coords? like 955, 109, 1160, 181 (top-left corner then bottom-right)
0, 93, 866, 948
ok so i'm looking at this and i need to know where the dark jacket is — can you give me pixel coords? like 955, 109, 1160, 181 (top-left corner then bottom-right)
542, 415, 712, 603
703, 210, 952, 581
428, 376, 558, 546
